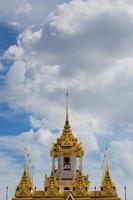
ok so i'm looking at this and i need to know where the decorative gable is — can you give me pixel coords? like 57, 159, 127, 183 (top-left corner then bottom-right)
15, 187, 32, 197
45, 188, 59, 196
100, 170, 117, 197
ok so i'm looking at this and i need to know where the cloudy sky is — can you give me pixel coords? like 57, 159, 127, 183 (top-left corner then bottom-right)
0, 0, 133, 199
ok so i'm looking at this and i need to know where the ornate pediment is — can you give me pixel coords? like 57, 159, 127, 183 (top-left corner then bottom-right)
15, 187, 32, 197
74, 188, 87, 196
101, 186, 116, 196
73, 171, 89, 196
44, 172, 59, 196
45, 188, 59, 196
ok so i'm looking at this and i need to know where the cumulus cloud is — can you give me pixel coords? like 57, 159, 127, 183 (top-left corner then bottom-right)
0, 0, 133, 200
0, 0, 69, 29
110, 139, 133, 199
2, 0, 133, 127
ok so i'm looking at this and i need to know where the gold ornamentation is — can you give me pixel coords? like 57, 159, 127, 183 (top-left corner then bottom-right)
51, 112, 84, 157
15, 168, 33, 197
73, 171, 89, 196
45, 172, 59, 196
100, 169, 117, 197
12, 95, 121, 200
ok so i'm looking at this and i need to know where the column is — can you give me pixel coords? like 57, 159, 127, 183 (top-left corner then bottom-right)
79, 156, 83, 172
51, 156, 55, 172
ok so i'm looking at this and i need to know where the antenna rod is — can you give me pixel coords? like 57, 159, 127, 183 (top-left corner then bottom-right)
6, 186, 8, 200
31, 165, 34, 183
66, 91, 69, 121
94, 186, 96, 200
35, 186, 36, 200
124, 186, 127, 200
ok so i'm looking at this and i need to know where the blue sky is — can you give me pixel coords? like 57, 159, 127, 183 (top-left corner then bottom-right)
0, 1, 133, 200
0, 22, 18, 54
0, 23, 30, 135
0, 103, 30, 135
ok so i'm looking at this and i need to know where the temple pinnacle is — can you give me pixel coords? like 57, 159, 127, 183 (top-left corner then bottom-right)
102, 146, 109, 180
66, 91, 69, 122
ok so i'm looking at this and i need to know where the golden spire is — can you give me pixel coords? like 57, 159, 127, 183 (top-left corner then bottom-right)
15, 146, 33, 197
50, 92, 84, 157
65, 91, 69, 124
100, 147, 117, 197
24, 145, 28, 175
102, 147, 109, 180
24, 144, 34, 182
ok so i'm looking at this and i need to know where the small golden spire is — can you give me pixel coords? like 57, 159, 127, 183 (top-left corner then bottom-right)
24, 144, 29, 176
66, 91, 69, 122
102, 146, 109, 180
15, 145, 33, 197
100, 146, 117, 197
24, 144, 33, 182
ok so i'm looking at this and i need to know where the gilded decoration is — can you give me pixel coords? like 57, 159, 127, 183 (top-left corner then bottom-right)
12, 94, 121, 200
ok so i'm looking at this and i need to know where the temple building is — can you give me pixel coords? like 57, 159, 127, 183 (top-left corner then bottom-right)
12, 95, 121, 200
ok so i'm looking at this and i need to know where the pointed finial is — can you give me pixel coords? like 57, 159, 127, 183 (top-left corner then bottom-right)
105, 146, 109, 171
102, 146, 109, 180
24, 143, 28, 174
24, 144, 31, 178
66, 91, 69, 122
31, 164, 34, 183
24, 144, 28, 173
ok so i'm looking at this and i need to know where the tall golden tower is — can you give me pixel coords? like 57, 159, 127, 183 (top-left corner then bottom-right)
12, 94, 121, 200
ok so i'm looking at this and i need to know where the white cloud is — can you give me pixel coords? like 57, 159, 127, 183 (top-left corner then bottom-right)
0, 0, 133, 200
110, 139, 133, 177
48, 0, 133, 34
0, 153, 21, 200
2, 3, 133, 127
110, 139, 133, 200
0, 0, 69, 29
